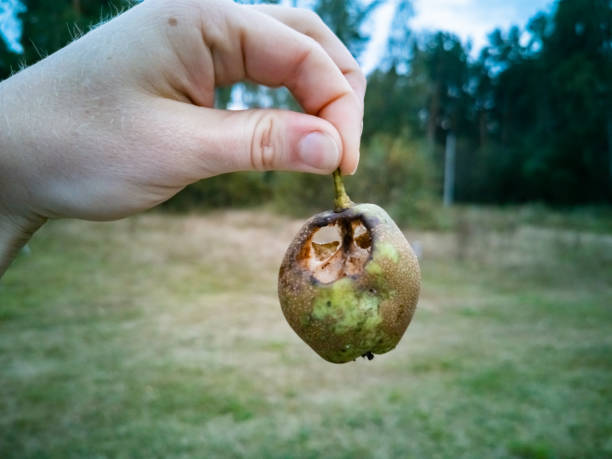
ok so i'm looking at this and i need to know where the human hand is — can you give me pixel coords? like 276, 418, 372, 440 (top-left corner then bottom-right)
0, 0, 365, 274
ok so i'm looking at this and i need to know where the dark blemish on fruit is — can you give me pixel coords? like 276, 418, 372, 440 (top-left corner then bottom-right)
362, 351, 374, 360
168, 17, 178, 26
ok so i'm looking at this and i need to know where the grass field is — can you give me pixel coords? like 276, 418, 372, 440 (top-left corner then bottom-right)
1, 208, 611, 458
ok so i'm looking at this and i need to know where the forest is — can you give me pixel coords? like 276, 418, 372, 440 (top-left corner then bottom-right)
1, 0, 611, 221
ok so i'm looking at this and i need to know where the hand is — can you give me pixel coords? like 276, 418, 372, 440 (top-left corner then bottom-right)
0, 0, 365, 275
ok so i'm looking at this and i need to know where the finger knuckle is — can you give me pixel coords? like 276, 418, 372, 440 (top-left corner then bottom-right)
298, 7, 322, 24
251, 113, 278, 171
303, 35, 324, 55
311, 10, 326, 27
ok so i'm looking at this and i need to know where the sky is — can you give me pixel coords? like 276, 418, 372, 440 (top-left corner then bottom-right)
362, 0, 556, 72
1, 0, 556, 71
0, 0, 24, 53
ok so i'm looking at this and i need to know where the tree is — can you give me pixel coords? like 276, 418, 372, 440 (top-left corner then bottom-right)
0, 0, 132, 81
314, 0, 383, 58
478, 0, 612, 203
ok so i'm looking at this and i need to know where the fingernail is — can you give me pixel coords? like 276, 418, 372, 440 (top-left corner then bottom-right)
297, 132, 340, 171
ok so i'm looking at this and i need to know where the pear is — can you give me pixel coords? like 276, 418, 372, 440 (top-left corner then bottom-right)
278, 171, 421, 363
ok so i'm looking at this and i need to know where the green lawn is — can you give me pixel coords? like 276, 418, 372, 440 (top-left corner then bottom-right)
1, 209, 611, 458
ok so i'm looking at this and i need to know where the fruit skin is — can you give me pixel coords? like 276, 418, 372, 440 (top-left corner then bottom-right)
278, 203, 421, 363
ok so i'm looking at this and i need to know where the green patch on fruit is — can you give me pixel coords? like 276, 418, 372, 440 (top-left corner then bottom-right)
377, 242, 399, 263
365, 261, 383, 276
312, 278, 382, 335
365, 262, 395, 299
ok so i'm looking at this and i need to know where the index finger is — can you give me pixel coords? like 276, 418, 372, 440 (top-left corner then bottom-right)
250, 5, 366, 103
206, 4, 362, 174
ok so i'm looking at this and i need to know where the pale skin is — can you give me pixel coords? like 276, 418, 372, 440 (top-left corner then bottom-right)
0, 0, 365, 277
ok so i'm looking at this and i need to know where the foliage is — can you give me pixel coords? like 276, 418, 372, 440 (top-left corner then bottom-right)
365, 0, 612, 204
344, 133, 439, 226
165, 133, 440, 228
314, 0, 383, 58
271, 132, 440, 227
164, 171, 274, 211
0, 0, 132, 79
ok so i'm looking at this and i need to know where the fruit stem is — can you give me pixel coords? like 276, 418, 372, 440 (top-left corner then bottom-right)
332, 168, 354, 212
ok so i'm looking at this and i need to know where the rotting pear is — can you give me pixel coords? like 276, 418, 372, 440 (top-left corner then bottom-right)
278, 170, 421, 363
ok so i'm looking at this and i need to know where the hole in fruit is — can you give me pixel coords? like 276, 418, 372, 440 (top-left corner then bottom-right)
353, 221, 372, 249
299, 218, 372, 283
312, 224, 342, 245
311, 224, 342, 262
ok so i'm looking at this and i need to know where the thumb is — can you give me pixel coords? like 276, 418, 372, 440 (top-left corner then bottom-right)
207, 108, 344, 175
154, 102, 344, 179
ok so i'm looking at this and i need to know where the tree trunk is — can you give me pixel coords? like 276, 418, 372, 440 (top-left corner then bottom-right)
427, 81, 440, 151
72, 0, 81, 16
479, 110, 487, 148
501, 93, 510, 145
443, 131, 456, 207
608, 114, 612, 192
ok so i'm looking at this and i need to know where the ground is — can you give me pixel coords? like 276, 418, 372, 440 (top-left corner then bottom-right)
1, 209, 611, 458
